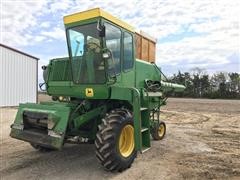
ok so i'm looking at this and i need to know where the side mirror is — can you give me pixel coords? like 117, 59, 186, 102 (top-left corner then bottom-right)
98, 25, 105, 37
97, 19, 105, 37
102, 49, 116, 81
102, 51, 111, 59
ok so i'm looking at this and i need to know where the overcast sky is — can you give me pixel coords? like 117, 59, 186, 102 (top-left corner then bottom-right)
1, 0, 239, 82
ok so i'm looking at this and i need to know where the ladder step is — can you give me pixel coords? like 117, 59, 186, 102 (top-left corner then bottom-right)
141, 127, 148, 132
141, 147, 151, 153
140, 107, 148, 111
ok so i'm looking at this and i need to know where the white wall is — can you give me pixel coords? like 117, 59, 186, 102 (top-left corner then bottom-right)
0, 46, 37, 106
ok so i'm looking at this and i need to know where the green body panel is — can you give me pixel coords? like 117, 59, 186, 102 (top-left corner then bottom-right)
48, 83, 110, 99
135, 60, 161, 87
72, 105, 107, 129
46, 57, 110, 99
10, 102, 72, 149
110, 86, 142, 150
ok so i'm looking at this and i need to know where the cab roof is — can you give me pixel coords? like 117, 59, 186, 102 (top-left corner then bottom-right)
63, 8, 135, 32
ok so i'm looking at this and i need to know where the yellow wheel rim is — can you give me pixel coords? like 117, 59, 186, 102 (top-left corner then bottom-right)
158, 124, 165, 137
118, 124, 134, 157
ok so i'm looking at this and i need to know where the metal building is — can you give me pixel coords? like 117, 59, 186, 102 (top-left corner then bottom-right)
0, 43, 38, 106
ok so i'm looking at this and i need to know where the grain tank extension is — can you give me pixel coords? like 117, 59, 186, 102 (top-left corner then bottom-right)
10, 8, 185, 172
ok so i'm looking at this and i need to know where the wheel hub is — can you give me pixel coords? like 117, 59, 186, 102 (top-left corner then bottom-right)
158, 124, 165, 137
118, 124, 134, 157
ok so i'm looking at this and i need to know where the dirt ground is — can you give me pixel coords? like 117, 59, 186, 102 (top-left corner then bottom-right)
1, 97, 239, 180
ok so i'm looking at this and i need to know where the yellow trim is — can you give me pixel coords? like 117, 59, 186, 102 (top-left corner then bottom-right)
118, 124, 134, 157
63, 8, 135, 32
158, 124, 165, 137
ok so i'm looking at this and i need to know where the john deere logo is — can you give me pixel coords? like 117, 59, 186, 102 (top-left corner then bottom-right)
85, 88, 94, 97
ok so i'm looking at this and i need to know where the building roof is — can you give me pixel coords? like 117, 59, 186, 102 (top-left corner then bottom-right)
0, 43, 39, 60
63, 8, 135, 32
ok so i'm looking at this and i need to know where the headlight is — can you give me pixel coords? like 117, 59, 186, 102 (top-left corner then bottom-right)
59, 96, 64, 101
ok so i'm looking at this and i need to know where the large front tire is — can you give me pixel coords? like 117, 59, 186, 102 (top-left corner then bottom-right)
95, 108, 137, 172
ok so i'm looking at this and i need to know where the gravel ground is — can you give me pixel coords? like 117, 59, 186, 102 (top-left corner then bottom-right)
1, 97, 240, 180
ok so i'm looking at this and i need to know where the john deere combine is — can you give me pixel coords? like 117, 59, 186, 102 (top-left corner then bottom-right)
10, 8, 185, 172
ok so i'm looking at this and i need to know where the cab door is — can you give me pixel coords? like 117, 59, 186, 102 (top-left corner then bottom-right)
104, 22, 122, 83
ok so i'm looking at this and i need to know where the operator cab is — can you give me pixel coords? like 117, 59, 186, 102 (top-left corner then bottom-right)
64, 8, 135, 85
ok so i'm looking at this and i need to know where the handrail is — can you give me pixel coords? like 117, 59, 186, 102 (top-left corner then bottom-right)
151, 62, 168, 81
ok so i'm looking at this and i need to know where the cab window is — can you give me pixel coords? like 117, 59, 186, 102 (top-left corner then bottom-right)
123, 32, 134, 70
105, 23, 121, 74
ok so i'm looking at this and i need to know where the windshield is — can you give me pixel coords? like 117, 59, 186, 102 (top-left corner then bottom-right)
67, 23, 105, 84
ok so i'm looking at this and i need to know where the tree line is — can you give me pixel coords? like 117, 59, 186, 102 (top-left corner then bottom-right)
168, 68, 240, 99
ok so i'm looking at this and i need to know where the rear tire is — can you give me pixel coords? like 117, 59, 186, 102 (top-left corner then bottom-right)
30, 143, 54, 152
151, 121, 166, 140
95, 108, 137, 172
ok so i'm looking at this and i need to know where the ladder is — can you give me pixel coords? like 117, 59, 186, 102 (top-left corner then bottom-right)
139, 89, 151, 153
132, 88, 163, 153
139, 89, 164, 153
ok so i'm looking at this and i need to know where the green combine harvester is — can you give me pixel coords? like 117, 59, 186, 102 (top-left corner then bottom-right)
10, 8, 185, 172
